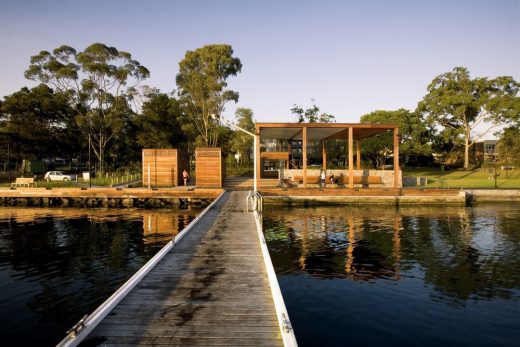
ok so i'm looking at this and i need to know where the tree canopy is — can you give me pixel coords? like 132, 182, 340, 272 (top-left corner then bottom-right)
291, 99, 335, 123
497, 126, 520, 167
25, 43, 150, 173
4, 44, 520, 176
229, 108, 255, 165
0, 84, 76, 163
176, 44, 242, 147
133, 92, 186, 149
360, 109, 432, 167
417, 66, 520, 170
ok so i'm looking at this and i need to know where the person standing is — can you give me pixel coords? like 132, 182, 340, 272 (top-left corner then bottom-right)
182, 169, 190, 186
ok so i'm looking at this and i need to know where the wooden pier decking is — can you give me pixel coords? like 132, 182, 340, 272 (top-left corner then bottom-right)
68, 191, 285, 346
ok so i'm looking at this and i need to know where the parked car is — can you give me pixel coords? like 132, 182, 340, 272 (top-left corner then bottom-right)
44, 171, 75, 182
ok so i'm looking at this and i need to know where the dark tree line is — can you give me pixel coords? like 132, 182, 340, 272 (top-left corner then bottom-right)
0, 43, 243, 174
2, 43, 519, 174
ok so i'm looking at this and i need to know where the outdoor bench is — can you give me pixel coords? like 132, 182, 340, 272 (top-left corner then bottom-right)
11, 177, 35, 188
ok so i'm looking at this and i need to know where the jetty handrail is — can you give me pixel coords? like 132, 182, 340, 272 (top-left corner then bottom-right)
246, 190, 263, 212
253, 210, 298, 346
56, 191, 226, 347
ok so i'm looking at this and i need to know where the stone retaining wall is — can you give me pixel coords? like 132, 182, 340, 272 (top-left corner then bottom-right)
465, 189, 520, 202
283, 169, 401, 188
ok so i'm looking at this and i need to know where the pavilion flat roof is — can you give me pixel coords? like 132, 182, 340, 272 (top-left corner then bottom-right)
256, 122, 398, 141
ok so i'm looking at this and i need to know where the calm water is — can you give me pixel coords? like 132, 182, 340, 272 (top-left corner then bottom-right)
0, 207, 201, 346
263, 204, 520, 347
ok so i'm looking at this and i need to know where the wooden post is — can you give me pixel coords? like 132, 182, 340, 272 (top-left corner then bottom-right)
303, 126, 307, 187
287, 141, 292, 169
256, 133, 261, 189
356, 140, 361, 170
348, 127, 354, 188
393, 127, 400, 188
322, 140, 327, 171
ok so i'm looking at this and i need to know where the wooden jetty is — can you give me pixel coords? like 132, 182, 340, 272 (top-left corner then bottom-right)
57, 191, 296, 346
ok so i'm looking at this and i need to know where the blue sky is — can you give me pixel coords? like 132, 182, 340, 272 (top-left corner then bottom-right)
0, 0, 519, 124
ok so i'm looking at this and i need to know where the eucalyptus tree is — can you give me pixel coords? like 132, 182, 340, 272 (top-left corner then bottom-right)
497, 126, 520, 166
133, 92, 186, 148
175, 44, 242, 147
230, 107, 255, 165
360, 109, 432, 167
0, 84, 75, 162
291, 99, 335, 123
417, 67, 520, 170
25, 43, 150, 173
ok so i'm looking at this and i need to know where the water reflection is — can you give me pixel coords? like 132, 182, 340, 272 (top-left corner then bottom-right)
264, 204, 520, 302
264, 204, 520, 347
0, 206, 200, 346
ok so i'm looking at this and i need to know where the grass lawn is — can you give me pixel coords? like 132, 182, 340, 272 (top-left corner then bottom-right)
403, 167, 520, 189
0, 175, 140, 188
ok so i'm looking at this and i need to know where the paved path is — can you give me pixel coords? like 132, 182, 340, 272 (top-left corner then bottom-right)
82, 191, 283, 346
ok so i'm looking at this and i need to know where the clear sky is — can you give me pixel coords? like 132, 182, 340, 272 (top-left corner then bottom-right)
0, 0, 519, 124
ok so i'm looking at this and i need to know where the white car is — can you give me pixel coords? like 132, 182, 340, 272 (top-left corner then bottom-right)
44, 171, 75, 182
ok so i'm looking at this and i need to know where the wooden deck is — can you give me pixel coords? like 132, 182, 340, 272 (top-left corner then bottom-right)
77, 191, 284, 346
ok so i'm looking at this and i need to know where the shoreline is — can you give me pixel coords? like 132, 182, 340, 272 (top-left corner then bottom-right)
1, 187, 519, 207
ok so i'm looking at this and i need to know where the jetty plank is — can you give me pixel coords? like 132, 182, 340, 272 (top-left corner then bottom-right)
82, 191, 283, 346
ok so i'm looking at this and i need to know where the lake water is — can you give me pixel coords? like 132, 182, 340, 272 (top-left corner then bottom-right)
0, 207, 201, 346
263, 204, 520, 347
2, 203, 519, 346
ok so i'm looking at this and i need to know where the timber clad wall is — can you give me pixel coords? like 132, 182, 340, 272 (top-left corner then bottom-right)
142, 149, 186, 187
196, 148, 224, 188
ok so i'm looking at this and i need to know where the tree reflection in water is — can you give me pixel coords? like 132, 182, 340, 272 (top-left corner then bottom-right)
264, 204, 520, 302
0, 207, 199, 346
263, 204, 520, 346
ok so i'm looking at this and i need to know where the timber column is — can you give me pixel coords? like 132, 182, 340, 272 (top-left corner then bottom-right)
348, 127, 354, 188
256, 131, 261, 190
302, 126, 307, 187
393, 127, 400, 188
356, 140, 361, 170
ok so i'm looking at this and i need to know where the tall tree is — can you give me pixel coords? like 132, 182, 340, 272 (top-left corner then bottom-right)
0, 85, 75, 163
360, 109, 432, 167
497, 126, 520, 166
417, 67, 520, 170
291, 99, 335, 123
230, 107, 255, 165
133, 93, 186, 148
175, 44, 242, 147
25, 43, 150, 173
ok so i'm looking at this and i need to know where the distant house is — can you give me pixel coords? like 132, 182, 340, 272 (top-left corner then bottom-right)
474, 140, 498, 164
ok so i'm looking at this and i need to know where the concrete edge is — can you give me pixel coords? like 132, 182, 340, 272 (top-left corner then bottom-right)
253, 211, 298, 347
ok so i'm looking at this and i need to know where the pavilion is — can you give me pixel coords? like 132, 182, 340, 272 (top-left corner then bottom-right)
254, 122, 401, 189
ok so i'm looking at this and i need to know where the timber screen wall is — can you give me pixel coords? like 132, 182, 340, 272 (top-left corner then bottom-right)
195, 148, 224, 188
142, 149, 186, 187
